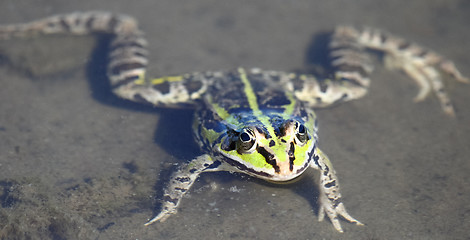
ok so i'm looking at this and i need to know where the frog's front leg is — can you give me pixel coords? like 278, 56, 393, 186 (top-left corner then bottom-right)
145, 154, 225, 225
311, 148, 363, 233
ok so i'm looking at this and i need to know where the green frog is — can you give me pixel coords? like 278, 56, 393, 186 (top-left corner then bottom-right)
0, 12, 467, 232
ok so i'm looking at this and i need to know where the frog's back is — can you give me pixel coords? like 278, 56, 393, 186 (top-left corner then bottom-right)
205, 68, 301, 114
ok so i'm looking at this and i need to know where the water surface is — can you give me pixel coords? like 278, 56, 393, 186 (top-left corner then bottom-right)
0, 1, 469, 239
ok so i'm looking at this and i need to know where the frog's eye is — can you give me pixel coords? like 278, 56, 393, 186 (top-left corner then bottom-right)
237, 128, 256, 154
294, 122, 308, 146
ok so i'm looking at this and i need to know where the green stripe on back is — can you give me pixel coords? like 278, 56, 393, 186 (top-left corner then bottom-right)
238, 68, 261, 114
238, 68, 276, 138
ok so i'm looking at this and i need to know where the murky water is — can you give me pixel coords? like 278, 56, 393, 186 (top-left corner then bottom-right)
0, 1, 469, 239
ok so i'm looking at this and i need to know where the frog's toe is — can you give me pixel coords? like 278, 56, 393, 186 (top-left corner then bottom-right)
336, 203, 363, 226
144, 207, 175, 226
319, 201, 363, 232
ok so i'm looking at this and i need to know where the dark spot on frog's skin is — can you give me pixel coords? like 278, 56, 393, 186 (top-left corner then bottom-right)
325, 180, 336, 188
133, 93, 152, 105
221, 138, 237, 151
378, 32, 387, 43
257, 146, 280, 173
269, 140, 275, 147
207, 160, 222, 170
175, 187, 187, 192
319, 82, 329, 93
85, 16, 95, 29
330, 198, 341, 208
152, 80, 170, 94
175, 177, 191, 182
256, 126, 271, 139
288, 142, 295, 171
186, 79, 204, 94
323, 165, 330, 176
417, 49, 428, 57
281, 139, 287, 143
59, 19, 71, 31
110, 74, 139, 89
163, 195, 179, 205
312, 154, 320, 167
398, 41, 411, 50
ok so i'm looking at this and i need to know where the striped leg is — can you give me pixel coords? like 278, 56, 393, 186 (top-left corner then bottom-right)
311, 148, 363, 233
291, 26, 374, 108
0, 12, 209, 108
107, 30, 212, 108
145, 154, 228, 225
333, 26, 468, 115
0, 11, 139, 39
292, 26, 468, 115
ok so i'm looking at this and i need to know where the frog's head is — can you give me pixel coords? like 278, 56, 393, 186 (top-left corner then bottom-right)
218, 117, 317, 181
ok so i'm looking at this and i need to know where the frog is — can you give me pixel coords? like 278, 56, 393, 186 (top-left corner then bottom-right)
0, 12, 467, 233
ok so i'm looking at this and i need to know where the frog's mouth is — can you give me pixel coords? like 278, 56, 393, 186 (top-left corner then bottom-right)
265, 173, 307, 184
218, 149, 312, 182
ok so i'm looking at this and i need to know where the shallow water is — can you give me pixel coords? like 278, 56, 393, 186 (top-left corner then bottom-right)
0, 0, 469, 239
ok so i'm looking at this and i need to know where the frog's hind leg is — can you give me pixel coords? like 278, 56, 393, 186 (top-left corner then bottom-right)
107, 31, 212, 108
0, 12, 209, 108
336, 26, 468, 116
289, 25, 375, 108
0, 11, 140, 39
